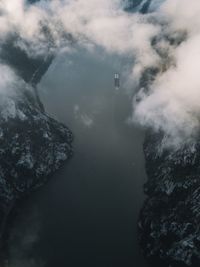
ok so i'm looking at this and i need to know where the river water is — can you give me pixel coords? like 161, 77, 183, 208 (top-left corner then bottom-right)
7, 48, 148, 267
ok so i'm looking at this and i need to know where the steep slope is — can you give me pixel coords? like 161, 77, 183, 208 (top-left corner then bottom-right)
139, 132, 200, 267
0, 86, 73, 240
0, 0, 73, 251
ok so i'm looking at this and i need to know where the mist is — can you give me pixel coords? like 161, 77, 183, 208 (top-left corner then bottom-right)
0, 0, 200, 146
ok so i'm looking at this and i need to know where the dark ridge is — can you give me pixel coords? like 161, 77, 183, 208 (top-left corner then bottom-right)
0, 37, 53, 86
140, 0, 152, 14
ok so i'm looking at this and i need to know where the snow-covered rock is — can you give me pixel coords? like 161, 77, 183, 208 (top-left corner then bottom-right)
139, 132, 200, 267
0, 0, 73, 247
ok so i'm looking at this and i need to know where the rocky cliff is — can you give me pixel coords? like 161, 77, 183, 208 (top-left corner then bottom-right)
0, 0, 73, 250
139, 132, 200, 267
134, 2, 200, 265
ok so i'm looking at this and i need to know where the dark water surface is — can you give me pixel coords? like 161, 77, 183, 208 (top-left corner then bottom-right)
7, 49, 148, 267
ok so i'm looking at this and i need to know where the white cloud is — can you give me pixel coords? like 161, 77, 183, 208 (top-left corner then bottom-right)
0, 64, 22, 94
1, 0, 200, 147
133, 0, 200, 147
80, 114, 94, 128
0, 0, 160, 72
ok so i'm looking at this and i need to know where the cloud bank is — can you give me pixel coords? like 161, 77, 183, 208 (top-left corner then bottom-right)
0, 0, 200, 147
134, 0, 200, 147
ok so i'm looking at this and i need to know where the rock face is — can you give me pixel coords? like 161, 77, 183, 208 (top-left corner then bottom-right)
0, 1, 73, 245
0, 81, 73, 246
0, 79, 73, 242
0, 87, 73, 209
139, 132, 200, 267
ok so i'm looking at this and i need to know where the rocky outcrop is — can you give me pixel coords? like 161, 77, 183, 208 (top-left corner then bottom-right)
0, 85, 73, 236
139, 132, 200, 267
0, 0, 73, 247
